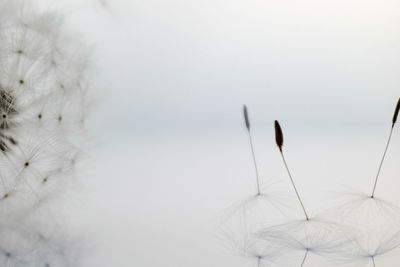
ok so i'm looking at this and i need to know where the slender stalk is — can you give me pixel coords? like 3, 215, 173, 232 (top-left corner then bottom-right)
371, 256, 376, 267
300, 249, 309, 267
257, 256, 261, 267
371, 126, 394, 198
243, 105, 261, 195
274, 120, 309, 220
280, 151, 309, 220
371, 98, 400, 198
248, 130, 261, 195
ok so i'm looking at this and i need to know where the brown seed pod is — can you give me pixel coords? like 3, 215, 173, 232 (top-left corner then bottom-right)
274, 120, 283, 152
392, 97, 400, 127
243, 105, 250, 130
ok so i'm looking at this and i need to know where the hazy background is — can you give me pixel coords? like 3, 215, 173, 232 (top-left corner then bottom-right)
45, 0, 400, 266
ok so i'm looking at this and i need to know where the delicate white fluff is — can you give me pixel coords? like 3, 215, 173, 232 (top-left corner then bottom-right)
0, 1, 91, 266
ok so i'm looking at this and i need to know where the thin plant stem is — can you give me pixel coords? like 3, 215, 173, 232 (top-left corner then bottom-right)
257, 256, 261, 267
371, 126, 394, 198
371, 256, 376, 267
300, 249, 309, 267
247, 130, 261, 195
280, 151, 309, 220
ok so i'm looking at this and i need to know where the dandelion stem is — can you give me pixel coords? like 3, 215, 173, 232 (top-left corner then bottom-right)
300, 249, 309, 267
280, 151, 309, 220
274, 120, 309, 220
243, 105, 261, 195
371, 126, 394, 198
257, 256, 261, 267
371, 256, 376, 267
247, 130, 261, 195
372, 98, 400, 198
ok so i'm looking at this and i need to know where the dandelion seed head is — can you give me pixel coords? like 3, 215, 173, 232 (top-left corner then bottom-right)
0, 0, 91, 213
0, 1, 93, 265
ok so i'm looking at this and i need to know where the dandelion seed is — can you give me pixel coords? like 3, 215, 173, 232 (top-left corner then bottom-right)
333, 229, 400, 267
257, 217, 355, 267
217, 181, 299, 267
219, 227, 282, 267
371, 97, 400, 198
225, 105, 400, 266
274, 120, 309, 221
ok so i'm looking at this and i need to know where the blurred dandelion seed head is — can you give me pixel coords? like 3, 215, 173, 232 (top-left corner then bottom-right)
0, 0, 93, 265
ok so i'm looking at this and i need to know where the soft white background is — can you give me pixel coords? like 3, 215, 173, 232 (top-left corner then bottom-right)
42, 0, 400, 266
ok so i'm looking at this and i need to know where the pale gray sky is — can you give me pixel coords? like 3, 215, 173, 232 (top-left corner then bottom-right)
44, 1, 400, 266
78, 0, 400, 134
